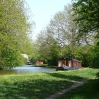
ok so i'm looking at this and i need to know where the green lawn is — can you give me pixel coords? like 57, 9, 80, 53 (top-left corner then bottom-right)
56, 79, 99, 99
0, 68, 98, 99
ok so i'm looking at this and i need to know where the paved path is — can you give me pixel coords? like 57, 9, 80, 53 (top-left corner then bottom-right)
46, 79, 87, 99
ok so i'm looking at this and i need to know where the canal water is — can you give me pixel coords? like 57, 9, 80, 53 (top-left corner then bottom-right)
0, 65, 56, 75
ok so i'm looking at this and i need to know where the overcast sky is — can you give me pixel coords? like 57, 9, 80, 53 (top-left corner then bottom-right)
26, 0, 72, 40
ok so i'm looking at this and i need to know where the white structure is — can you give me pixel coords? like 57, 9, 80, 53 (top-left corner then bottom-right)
21, 54, 28, 61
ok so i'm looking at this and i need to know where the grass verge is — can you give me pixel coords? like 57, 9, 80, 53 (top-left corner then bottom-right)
0, 68, 98, 99
56, 79, 99, 99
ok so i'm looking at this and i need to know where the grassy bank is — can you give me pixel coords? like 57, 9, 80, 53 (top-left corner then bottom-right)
57, 79, 99, 99
0, 68, 99, 99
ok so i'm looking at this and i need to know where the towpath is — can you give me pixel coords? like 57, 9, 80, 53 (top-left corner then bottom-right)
46, 79, 87, 99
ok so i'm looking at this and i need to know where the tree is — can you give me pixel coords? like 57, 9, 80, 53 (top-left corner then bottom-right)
35, 29, 60, 65
88, 41, 99, 68
47, 41, 60, 66
35, 3, 95, 66
47, 5, 77, 47
45, 5, 82, 58
0, 0, 34, 68
72, 0, 99, 38
34, 5, 78, 65
72, 0, 99, 68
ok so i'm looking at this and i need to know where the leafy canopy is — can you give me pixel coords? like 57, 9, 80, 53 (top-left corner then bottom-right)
72, 0, 99, 37
0, 0, 34, 68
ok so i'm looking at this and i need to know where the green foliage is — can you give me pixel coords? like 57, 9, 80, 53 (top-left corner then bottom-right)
72, 0, 99, 68
34, 5, 78, 66
0, 0, 34, 68
72, 0, 99, 38
34, 2, 98, 68
47, 42, 60, 66
72, 46, 91, 67
88, 41, 99, 68
0, 34, 23, 68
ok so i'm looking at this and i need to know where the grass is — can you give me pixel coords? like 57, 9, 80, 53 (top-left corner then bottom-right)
56, 79, 99, 99
56, 68, 99, 99
0, 68, 98, 99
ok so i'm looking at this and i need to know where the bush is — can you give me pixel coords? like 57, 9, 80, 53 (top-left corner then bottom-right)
89, 42, 99, 68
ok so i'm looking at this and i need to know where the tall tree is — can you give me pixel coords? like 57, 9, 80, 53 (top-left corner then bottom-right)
72, 0, 99, 68
34, 5, 77, 64
35, 3, 94, 66
72, 0, 99, 38
0, 0, 34, 68
45, 4, 79, 57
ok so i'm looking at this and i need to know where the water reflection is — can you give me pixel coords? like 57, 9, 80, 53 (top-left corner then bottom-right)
0, 65, 56, 74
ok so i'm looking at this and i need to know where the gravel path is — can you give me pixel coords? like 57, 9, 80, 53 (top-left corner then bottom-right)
46, 79, 87, 99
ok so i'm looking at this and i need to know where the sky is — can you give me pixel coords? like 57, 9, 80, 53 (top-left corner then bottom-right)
25, 0, 72, 40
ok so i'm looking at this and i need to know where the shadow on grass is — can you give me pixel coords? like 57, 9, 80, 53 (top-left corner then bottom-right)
0, 79, 73, 99
46, 72, 83, 81
0, 73, 85, 99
